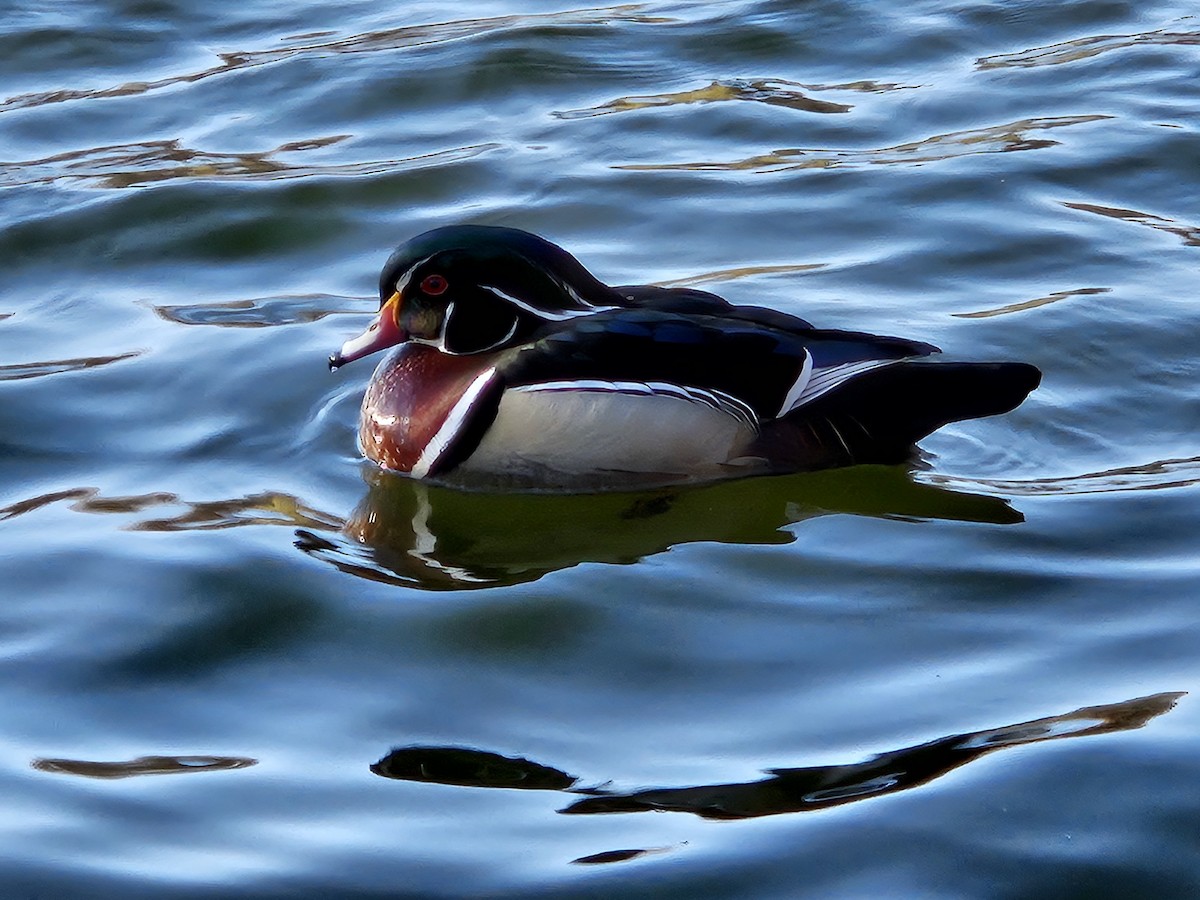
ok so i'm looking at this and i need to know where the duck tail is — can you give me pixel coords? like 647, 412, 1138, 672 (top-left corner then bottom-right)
757, 361, 1041, 468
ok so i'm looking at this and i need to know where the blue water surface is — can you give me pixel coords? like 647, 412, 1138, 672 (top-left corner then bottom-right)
2, 1, 1199, 897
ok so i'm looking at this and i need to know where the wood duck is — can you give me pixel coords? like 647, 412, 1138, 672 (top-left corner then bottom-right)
329, 225, 1040, 488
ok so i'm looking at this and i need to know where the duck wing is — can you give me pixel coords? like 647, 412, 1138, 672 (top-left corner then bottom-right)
505, 308, 934, 425
504, 307, 1039, 469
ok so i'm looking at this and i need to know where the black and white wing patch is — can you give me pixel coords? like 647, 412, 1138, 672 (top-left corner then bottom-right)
775, 357, 902, 417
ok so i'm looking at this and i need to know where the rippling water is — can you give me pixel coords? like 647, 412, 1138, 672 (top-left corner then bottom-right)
2, 1, 1199, 897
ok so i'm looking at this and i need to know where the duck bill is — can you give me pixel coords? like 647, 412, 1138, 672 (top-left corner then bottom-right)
329, 292, 407, 370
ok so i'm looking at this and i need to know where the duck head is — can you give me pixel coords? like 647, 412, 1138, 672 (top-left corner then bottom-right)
329, 225, 619, 369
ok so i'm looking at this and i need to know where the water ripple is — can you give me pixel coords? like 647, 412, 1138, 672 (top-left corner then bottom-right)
953, 287, 1111, 319
553, 78, 902, 119
977, 24, 1200, 70
925, 455, 1200, 496
657, 262, 825, 288
617, 114, 1111, 173
1065, 201, 1200, 248
0, 5, 666, 115
0, 351, 142, 382
0, 138, 500, 189
0, 487, 342, 531
146, 294, 364, 328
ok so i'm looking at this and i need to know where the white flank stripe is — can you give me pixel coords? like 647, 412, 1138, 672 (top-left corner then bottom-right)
776, 351, 814, 417
707, 389, 759, 430
512, 380, 759, 431
482, 285, 618, 320
411, 367, 498, 479
513, 378, 624, 392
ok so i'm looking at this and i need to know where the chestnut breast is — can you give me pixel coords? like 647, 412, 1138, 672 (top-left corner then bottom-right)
359, 344, 502, 475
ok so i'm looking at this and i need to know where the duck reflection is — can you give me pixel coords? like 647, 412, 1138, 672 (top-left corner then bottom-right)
296, 464, 1023, 591
371, 692, 1181, 820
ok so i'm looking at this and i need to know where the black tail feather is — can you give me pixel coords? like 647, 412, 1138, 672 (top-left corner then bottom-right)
756, 361, 1041, 468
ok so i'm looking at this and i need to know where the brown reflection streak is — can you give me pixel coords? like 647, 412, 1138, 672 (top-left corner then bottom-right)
925, 455, 1200, 497
0, 488, 95, 522
370, 693, 1181, 824
0, 139, 499, 189
0, 6, 664, 114
553, 78, 869, 119
954, 287, 1110, 319
1065, 202, 1200, 248
32, 755, 256, 779
617, 115, 1110, 173
0, 487, 343, 531
146, 294, 367, 328
977, 27, 1200, 70
0, 351, 141, 382
657, 262, 825, 288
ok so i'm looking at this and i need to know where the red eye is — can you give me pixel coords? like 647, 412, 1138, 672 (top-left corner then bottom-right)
421, 274, 448, 295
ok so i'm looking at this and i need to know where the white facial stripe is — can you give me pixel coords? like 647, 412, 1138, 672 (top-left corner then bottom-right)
411, 367, 499, 479
393, 257, 429, 294
776, 351, 814, 417
512, 380, 759, 431
439, 300, 455, 350
482, 285, 617, 320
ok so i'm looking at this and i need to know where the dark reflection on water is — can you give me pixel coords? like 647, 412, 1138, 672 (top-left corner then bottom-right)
32, 755, 256, 779
572, 848, 668, 865
373, 747, 575, 790
373, 692, 1182, 825
618, 114, 1110, 172
296, 464, 1022, 591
